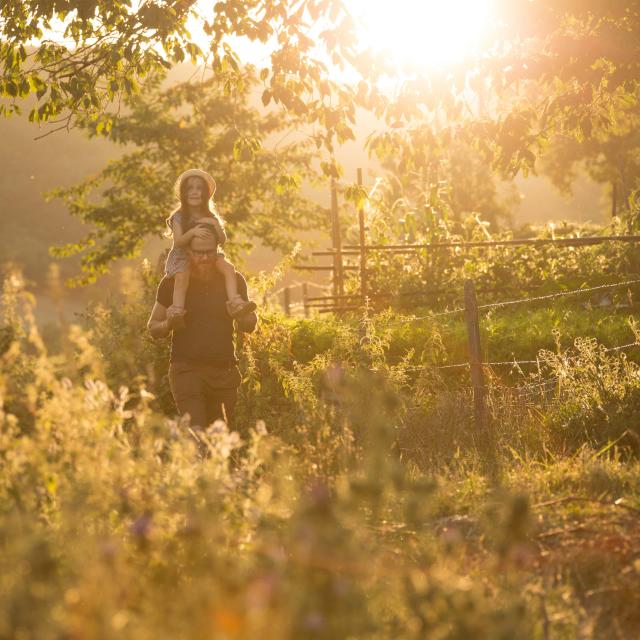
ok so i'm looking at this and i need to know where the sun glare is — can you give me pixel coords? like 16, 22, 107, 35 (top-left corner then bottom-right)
348, 0, 494, 70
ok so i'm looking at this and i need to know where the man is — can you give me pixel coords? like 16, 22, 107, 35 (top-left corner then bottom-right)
147, 229, 257, 431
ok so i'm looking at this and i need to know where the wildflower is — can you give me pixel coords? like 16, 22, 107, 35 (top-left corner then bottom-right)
302, 612, 325, 631
129, 512, 152, 539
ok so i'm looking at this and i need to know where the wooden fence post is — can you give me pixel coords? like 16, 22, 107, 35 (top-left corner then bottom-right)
330, 179, 344, 298
302, 282, 309, 317
464, 279, 488, 436
283, 286, 291, 316
357, 168, 367, 300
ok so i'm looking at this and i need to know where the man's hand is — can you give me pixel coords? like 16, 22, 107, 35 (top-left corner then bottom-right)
147, 302, 186, 338
147, 302, 170, 339
235, 311, 257, 334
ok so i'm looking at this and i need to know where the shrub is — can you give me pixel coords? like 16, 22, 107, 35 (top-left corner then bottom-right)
542, 336, 640, 451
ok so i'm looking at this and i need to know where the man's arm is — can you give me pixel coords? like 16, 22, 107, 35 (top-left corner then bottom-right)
147, 301, 171, 339
150, 276, 185, 337
234, 272, 257, 333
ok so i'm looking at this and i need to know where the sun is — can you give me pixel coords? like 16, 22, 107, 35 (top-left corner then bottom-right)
347, 0, 494, 70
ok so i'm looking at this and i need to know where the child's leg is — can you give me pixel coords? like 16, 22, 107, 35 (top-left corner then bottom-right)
216, 257, 257, 318
215, 257, 239, 300
172, 269, 190, 309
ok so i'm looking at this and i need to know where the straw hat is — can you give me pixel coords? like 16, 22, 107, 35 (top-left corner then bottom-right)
174, 168, 216, 199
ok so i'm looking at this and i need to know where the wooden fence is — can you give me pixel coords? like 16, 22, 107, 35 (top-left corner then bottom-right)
288, 168, 640, 314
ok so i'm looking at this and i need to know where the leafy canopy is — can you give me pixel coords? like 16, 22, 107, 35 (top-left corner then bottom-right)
3, 1, 640, 170
3, 3, 639, 146
50, 70, 324, 284
5, 1, 640, 280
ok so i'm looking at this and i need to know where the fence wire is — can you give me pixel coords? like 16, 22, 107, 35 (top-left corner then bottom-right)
269, 275, 640, 386
477, 278, 640, 312
266, 280, 332, 303
396, 342, 640, 373
387, 277, 640, 326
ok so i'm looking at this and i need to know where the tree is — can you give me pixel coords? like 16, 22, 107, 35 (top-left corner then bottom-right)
4, 1, 640, 169
50, 70, 324, 284
5, 1, 640, 282
368, 130, 514, 229
0, 0, 358, 153
540, 104, 640, 219
1, 0, 197, 127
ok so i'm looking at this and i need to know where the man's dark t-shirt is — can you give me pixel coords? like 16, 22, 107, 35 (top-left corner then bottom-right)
156, 271, 249, 365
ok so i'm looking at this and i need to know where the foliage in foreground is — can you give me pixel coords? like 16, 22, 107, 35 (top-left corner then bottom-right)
77, 260, 640, 459
2, 275, 640, 638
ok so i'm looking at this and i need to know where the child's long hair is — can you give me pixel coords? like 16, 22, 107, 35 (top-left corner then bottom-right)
164, 176, 224, 238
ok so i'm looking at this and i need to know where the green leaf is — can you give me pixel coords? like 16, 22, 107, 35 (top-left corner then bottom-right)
344, 183, 368, 209
6, 80, 18, 97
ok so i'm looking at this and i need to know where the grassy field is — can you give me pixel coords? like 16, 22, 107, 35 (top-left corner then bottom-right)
2, 275, 640, 640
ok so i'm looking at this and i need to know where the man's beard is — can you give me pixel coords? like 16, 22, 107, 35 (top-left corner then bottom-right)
190, 261, 216, 279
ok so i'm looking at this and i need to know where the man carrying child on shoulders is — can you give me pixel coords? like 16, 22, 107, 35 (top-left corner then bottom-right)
147, 226, 257, 431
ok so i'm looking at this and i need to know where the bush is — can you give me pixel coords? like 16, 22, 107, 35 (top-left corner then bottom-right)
542, 336, 640, 451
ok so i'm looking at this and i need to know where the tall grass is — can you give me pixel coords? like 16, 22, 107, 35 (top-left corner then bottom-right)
2, 273, 640, 638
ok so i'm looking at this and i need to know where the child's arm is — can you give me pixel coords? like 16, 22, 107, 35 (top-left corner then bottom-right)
172, 218, 194, 248
212, 218, 227, 246
173, 224, 215, 247
196, 217, 227, 246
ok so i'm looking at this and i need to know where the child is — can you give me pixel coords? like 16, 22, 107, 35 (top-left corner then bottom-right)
164, 168, 257, 322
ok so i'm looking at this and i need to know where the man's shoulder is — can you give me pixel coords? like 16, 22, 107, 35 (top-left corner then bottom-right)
158, 275, 175, 289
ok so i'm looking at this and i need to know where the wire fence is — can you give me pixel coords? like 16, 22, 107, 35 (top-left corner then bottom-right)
386, 277, 640, 325
266, 276, 640, 325
356, 277, 639, 409
266, 175, 640, 421
398, 341, 640, 373
262, 270, 640, 413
